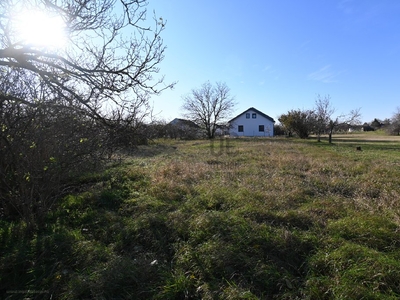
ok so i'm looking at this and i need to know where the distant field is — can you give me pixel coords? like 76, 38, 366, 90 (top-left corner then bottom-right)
330, 132, 400, 142
1, 135, 400, 299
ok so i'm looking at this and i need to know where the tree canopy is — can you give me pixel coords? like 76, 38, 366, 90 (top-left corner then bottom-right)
278, 109, 315, 139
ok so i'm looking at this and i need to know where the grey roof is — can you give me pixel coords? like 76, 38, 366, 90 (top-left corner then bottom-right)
169, 118, 200, 128
228, 107, 275, 123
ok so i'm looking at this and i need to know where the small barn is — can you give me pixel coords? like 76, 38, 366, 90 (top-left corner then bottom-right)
228, 107, 275, 137
167, 118, 202, 139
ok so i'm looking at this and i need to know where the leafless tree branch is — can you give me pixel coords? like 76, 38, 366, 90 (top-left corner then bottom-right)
0, 0, 175, 118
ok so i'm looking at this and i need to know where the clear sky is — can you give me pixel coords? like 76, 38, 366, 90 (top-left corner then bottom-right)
148, 0, 400, 124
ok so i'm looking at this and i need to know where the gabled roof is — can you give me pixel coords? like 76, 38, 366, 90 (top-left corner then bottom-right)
228, 107, 275, 123
169, 118, 200, 128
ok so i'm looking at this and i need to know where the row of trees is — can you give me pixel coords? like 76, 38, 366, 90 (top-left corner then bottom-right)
278, 95, 362, 143
278, 97, 400, 140
364, 110, 400, 135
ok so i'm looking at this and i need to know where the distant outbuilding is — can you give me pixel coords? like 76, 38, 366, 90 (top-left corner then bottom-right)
167, 118, 202, 139
169, 118, 199, 129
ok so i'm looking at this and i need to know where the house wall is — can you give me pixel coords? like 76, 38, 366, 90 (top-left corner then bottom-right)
229, 109, 274, 137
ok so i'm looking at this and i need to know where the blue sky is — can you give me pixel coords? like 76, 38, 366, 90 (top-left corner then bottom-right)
148, 0, 400, 123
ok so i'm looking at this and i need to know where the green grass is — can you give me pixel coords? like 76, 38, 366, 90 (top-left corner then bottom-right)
2, 134, 400, 299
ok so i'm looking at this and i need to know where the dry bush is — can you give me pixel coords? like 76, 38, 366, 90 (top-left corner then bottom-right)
0, 103, 106, 226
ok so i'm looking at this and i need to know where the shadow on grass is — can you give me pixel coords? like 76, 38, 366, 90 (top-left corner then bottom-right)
0, 222, 77, 299
0, 181, 170, 299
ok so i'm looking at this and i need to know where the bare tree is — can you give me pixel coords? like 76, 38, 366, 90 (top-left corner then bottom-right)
313, 95, 361, 143
182, 81, 236, 139
388, 107, 400, 135
325, 108, 362, 143
314, 95, 335, 142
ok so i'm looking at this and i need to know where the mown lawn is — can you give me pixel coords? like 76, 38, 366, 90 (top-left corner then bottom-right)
2, 134, 400, 299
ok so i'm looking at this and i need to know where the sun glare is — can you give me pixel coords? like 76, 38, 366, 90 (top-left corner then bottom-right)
14, 10, 67, 48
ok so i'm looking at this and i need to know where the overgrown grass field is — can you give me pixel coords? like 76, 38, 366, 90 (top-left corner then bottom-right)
2, 134, 400, 299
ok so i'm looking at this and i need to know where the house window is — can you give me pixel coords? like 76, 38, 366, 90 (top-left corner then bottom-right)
252, 113, 257, 119
259, 125, 264, 132
238, 125, 244, 132
246, 113, 250, 119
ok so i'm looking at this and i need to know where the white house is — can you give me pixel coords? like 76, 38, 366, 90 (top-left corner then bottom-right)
228, 107, 275, 137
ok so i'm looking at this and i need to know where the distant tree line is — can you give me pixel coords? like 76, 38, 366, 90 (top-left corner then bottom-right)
276, 95, 362, 143
275, 96, 400, 140
363, 110, 400, 135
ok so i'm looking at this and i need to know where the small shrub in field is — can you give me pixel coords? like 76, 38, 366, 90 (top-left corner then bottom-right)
156, 269, 198, 300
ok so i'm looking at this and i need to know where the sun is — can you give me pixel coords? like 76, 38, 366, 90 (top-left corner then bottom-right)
14, 10, 67, 49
